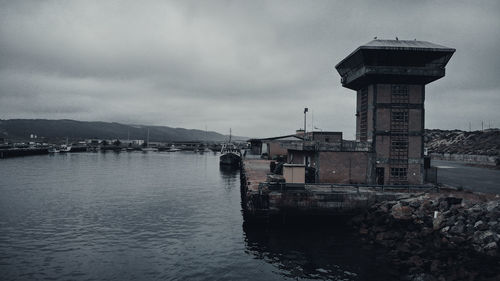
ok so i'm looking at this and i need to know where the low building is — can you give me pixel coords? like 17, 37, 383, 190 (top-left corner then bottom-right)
248, 134, 303, 159
305, 131, 342, 143
172, 141, 202, 151
286, 138, 371, 184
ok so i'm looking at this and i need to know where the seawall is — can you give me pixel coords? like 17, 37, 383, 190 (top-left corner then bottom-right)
240, 158, 435, 223
430, 153, 499, 166
0, 148, 49, 159
351, 192, 500, 280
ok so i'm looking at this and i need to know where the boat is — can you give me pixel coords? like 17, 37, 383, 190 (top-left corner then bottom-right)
198, 143, 211, 153
59, 138, 72, 153
141, 128, 158, 152
200, 126, 211, 153
59, 144, 72, 153
48, 147, 60, 153
220, 144, 241, 167
219, 129, 241, 167
166, 145, 181, 152
69, 145, 87, 152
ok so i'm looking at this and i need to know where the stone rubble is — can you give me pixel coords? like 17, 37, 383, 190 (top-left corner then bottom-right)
352, 193, 500, 281
425, 129, 500, 157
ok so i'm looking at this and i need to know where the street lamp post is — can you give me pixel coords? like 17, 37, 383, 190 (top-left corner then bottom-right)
304, 108, 308, 141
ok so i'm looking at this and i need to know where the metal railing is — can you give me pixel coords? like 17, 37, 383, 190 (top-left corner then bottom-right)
265, 181, 439, 194
282, 140, 370, 152
309, 183, 439, 193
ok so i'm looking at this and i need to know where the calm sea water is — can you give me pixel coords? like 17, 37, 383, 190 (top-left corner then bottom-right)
0, 152, 395, 280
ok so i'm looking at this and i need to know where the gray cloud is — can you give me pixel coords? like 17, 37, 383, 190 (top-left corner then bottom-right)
1, 0, 499, 137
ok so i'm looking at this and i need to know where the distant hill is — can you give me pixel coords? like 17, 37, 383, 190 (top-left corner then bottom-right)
425, 129, 500, 156
0, 119, 247, 143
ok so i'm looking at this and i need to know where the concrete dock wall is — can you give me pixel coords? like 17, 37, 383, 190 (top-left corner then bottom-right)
240, 158, 419, 223
430, 153, 498, 166
0, 148, 49, 159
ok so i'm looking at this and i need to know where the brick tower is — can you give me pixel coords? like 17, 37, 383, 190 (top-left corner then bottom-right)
335, 39, 455, 185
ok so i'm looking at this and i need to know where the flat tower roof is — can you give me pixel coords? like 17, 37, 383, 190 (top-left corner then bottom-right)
363, 39, 454, 50
335, 39, 455, 90
336, 39, 455, 69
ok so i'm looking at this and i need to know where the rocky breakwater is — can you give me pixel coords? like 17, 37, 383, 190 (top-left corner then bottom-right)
352, 192, 500, 281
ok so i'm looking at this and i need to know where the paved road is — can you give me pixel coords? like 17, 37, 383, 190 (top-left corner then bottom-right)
433, 160, 500, 194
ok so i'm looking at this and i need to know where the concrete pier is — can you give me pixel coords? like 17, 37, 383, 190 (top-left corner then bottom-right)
0, 148, 49, 159
240, 158, 436, 223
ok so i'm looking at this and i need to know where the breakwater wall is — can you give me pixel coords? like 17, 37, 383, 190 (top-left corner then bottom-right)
240, 158, 435, 223
351, 193, 500, 281
430, 153, 498, 166
239, 158, 500, 279
0, 148, 49, 159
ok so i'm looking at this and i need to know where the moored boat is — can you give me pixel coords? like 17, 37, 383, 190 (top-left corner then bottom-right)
166, 145, 181, 152
219, 144, 241, 167
59, 144, 72, 153
48, 147, 60, 153
219, 129, 241, 167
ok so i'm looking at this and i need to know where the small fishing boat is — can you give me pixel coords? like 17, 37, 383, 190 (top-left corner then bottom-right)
141, 128, 157, 152
48, 147, 60, 153
59, 144, 72, 153
220, 144, 241, 167
219, 129, 241, 167
166, 145, 181, 152
59, 138, 72, 153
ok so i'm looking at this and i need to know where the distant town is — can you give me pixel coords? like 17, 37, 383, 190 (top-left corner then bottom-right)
0, 132, 251, 158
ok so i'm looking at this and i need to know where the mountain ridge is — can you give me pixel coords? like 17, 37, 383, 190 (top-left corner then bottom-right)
0, 119, 248, 142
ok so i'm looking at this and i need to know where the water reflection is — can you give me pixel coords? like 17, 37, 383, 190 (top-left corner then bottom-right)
242, 223, 398, 280
219, 165, 239, 184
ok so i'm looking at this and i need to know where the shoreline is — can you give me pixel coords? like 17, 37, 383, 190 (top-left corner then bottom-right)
351, 190, 500, 281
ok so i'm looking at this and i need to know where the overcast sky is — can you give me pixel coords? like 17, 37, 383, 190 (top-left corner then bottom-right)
1, 0, 499, 138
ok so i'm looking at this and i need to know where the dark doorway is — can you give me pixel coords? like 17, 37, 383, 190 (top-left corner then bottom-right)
305, 167, 316, 184
376, 167, 385, 185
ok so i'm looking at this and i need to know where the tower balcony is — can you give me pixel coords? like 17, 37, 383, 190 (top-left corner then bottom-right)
335, 39, 455, 90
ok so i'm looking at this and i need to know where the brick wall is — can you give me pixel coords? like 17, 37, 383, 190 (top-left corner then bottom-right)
318, 151, 373, 184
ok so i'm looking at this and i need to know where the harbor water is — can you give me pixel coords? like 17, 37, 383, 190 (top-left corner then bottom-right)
0, 152, 396, 280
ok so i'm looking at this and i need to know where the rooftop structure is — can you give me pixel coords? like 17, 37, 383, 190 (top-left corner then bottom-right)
336, 39, 455, 90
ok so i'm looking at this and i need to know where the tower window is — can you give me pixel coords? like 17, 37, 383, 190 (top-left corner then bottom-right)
391, 111, 408, 122
391, 85, 408, 97
390, 167, 407, 178
391, 139, 408, 150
